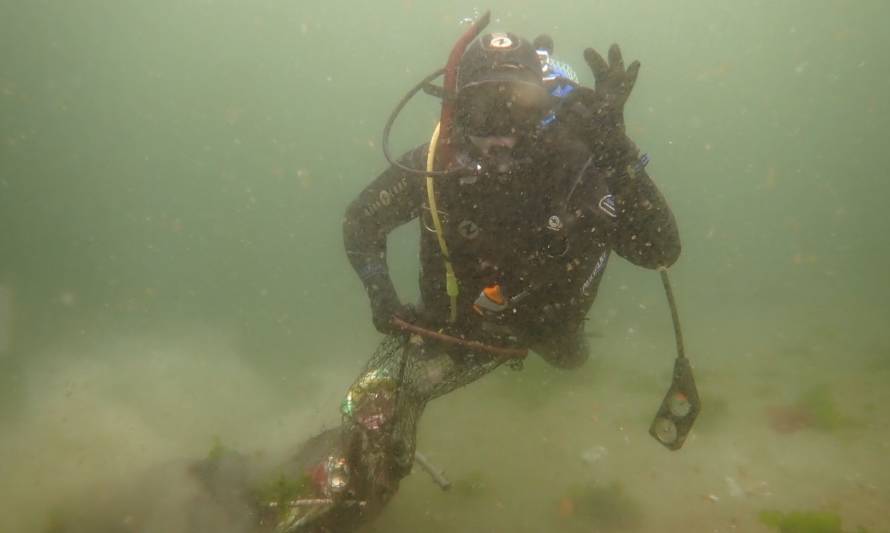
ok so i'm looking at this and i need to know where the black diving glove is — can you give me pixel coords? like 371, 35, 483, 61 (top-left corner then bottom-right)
370, 292, 417, 335
584, 44, 640, 129
558, 44, 640, 150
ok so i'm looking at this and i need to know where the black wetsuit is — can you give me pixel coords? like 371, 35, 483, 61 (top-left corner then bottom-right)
343, 126, 680, 367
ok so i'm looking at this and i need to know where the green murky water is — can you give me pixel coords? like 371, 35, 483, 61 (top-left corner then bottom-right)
1, 1, 888, 531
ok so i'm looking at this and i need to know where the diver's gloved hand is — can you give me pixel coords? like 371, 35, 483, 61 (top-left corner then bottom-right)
583, 44, 640, 128
370, 293, 417, 335
558, 44, 640, 150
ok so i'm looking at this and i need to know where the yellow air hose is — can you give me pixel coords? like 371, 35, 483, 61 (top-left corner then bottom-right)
425, 122, 459, 322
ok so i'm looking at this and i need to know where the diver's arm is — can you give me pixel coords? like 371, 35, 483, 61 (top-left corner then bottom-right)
608, 138, 681, 269
343, 145, 426, 330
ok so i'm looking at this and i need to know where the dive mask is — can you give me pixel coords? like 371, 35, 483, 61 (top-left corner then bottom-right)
456, 81, 549, 137
455, 81, 549, 175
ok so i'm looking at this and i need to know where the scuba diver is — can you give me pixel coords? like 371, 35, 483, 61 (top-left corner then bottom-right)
347, 30, 679, 361
273, 20, 681, 533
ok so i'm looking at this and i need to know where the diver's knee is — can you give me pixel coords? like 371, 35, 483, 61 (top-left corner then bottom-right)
535, 334, 589, 369
553, 348, 589, 369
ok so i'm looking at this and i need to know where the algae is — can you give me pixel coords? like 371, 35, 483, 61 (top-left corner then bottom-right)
796, 384, 849, 432
253, 472, 315, 519
759, 509, 869, 533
